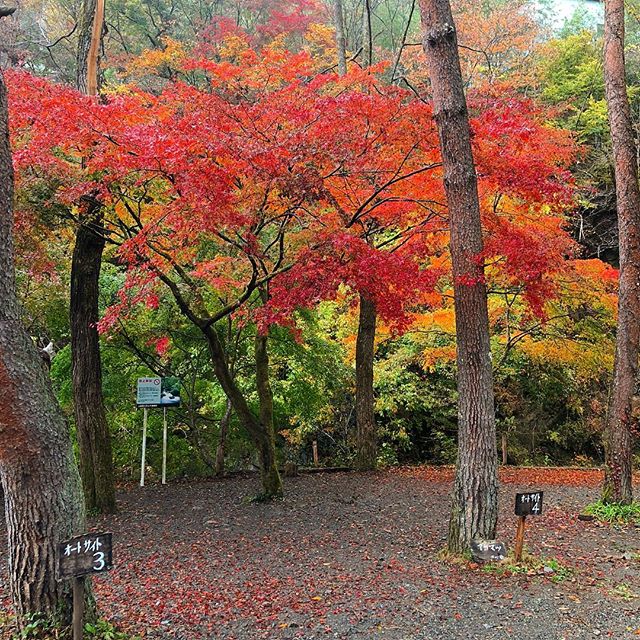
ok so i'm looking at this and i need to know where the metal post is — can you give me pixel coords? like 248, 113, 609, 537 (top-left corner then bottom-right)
140, 407, 148, 487
72, 577, 84, 640
162, 407, 168, 485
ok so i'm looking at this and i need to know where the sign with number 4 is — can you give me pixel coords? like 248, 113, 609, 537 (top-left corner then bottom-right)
514, 491, 544, 517
57, 532, 113, 580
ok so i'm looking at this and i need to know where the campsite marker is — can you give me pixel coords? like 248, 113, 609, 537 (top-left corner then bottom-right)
57, 532, 113, 640
514, 491, 544, 561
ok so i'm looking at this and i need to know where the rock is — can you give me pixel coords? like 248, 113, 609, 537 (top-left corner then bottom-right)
470, 539, 507, 563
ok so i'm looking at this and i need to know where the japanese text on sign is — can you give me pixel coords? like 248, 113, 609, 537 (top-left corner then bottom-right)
470, 539, 507, 562
136, 377, 162, 407
514, 491, 544, 516
136, 377, 181, 408
57, 532, 113, 580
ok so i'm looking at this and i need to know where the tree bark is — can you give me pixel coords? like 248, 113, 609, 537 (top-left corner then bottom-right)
355, 294, 378, 470
420, 0, 498, 554
333, 0, 347, 75
71, 0, 116, 514
255, 332, 282, 497
362, 0, 373, 67
215, 398, 232, 476
76, 0, 104, 96
0, 64, 85, 627
70, 202, 115, 514
602, 0, 639, 505
203, 324, 282, 497
353, 2, 378, 471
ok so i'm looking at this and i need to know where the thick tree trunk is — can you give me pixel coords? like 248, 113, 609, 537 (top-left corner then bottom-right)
0, 66, 85, 626
602, 0, 639, 505
215, 398, 232, 477
71, 0, 115, 514
203, 324, 282, 497
355, 294, 378, 470
70, 204, 115, 514
420, 0, 498, 554
333, 0, 347, 75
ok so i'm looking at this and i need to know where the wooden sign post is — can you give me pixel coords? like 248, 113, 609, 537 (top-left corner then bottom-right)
514, 491, 544, 562
57, 532, 113, 640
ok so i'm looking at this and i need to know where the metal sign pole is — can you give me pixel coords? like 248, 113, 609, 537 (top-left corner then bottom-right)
140, 408, 148, 487
162, 407, 168, 485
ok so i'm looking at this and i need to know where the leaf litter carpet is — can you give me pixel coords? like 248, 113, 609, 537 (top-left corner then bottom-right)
1, 467, 639, 639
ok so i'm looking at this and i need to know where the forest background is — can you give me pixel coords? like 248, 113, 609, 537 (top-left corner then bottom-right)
0, 0, 636, 485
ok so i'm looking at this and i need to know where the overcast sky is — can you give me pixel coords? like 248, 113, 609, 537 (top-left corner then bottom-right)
534, 0, 604, 30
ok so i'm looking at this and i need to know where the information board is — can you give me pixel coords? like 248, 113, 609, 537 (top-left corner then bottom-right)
136, 377, 161, 407
136, 377, 181, 408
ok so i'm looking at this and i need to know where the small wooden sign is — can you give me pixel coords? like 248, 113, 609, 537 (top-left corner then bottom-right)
57, 532, 113, 580
515, 491, 543, 516
470, 539, 507, 563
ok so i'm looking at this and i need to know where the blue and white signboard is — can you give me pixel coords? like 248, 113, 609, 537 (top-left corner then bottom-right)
136, 377, 181, 408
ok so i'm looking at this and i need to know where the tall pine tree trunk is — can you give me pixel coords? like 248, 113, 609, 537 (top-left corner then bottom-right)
420, 0, 498, 554
355, 294, 378, 470
362, 0, 373, 67
71, 0, 115, 514
70, 201, 115, 513
333, 0, 347, 75
0, 56, 85, 627
602, 0, 639, 505
76, 0, 104, 95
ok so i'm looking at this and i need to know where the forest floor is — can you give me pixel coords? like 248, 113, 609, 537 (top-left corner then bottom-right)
1, 467, 640, 640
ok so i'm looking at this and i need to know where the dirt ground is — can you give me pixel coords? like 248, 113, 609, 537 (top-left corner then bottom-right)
1, 467, 639, 639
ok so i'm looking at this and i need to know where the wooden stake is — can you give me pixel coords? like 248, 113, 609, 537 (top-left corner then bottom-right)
312, 440, 319, 466
72, 577, 85, 640
501, 433, 507, 465
514, 515, 526, 562
140, 407, 148, 487
162, 407, 168, 485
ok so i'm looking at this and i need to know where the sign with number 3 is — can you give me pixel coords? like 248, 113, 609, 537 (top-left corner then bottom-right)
57, 532, 113, 580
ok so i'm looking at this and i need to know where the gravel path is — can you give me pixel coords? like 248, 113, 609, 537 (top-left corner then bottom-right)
1, 468, 639, 639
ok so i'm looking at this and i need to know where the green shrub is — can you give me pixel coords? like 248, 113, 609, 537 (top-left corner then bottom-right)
583, 501, 640, 525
